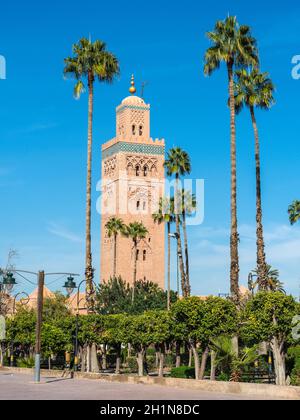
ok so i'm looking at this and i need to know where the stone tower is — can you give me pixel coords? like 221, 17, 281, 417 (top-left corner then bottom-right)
100, 76, 165, 289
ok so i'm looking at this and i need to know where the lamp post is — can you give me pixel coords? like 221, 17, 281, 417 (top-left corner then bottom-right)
7, 269, 79, 383
63, 278, 96, 372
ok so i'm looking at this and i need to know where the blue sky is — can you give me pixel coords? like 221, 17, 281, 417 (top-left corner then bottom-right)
1, 0, 300, 297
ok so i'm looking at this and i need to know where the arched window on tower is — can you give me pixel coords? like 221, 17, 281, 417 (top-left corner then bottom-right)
136, 166, 140, 177
132, 124, 136, 136
139, 125, 143, 136
136, 201, 140, 210
143, 166, 148, 177
143, 250, 147, 261
136, 250, 140, 261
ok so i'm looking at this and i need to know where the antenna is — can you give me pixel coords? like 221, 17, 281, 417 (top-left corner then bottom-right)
141, 81, 148, 99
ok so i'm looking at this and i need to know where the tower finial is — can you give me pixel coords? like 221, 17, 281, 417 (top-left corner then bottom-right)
129, 74, 136, 95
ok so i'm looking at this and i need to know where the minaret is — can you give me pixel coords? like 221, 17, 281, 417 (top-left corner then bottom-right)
100, 76, 165, 288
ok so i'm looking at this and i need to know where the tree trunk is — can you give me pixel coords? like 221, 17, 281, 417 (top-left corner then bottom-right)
188, 346, 193, 367
137, 350, 145, 377
175, 174, 186, 297
48, 356, 51, 371
85, 73, 94, 296
81, 345, 86, 372
271, 337, 286, 386
175, 342, 181, 368
86, 345, 91, 373
199, 347, 209, 380
158, 345, 165, 378
210, 350, 216, 381
231, 335, 239, 357
227, 62, 240, 304
182, 209, 191, 296
191, 343, 200, 380
91, 343, 99, 373
127, 343, 132, 358
167, 222, 171, 310
115, 344, 121, 375
113, 233, 117, 278
102, 344, 107, 370
132, 241, 137, 303
250, 106, 268, 290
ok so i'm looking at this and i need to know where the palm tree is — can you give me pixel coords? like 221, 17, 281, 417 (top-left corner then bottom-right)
234, 68, 275, 290
288, 201, 300, 225
250, 265, 285, 293
164, 147, 191, 298
64, 38, 120, 293
180, 190, 197, 296
204, 16, 259, 303
105, 217, 126, 278
152, 197, 175, 310
123, 222, 148, 303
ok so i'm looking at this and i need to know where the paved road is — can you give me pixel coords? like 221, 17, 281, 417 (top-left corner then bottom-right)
0, 372, 275, 400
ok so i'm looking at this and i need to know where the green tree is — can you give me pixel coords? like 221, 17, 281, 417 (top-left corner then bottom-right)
123, 222, 148, 303
164, 148, 191, 297
204, 16, 259, 303
241, 292, 298, 385
288, 201, 300, 225
250, 265, 285, 293
105, 217, 126, 278
41, 323, 68, 369
95, 277, 177, 315
43, 291, 71, 321
152, 197, 175, 310
234, 68, 275, 289
64, 38, 120, 292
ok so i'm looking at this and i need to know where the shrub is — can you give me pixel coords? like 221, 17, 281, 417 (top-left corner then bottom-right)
126, 356, 138, 373
16, 357, 35, 368
170, 366, 195, 379
288, 346, 300, 386
217, 372, 230, 382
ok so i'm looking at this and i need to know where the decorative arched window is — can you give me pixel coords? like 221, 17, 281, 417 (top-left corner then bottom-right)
136, 201, 140, 210
143, 166, 148, 177
132, 124, 136, 135
136, 166, 140, 177
136, 250, 140, 260
143, 250, 147, 261
139, 125, 143, 136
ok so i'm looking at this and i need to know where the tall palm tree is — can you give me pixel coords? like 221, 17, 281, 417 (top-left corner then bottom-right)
123, 222, 148, 303
152, 197, 175, 310
204, 16, 259, 303
288, 201, 300, 225
105, 217, 126, 278
164, 148, 191, 298
234, 68, 275, 290
180, 190, 197, 296
64, 38, 120, 293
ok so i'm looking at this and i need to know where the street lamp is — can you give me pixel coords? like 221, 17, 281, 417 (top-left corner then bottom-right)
2, 273, 17, 293
63, 278, 97, 372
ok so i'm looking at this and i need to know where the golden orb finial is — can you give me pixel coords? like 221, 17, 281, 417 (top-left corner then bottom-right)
129, 74, 136, 95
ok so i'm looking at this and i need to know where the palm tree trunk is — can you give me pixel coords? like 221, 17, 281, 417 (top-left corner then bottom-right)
132, 241, 137, 303
113, 233, 117, 278
167, 222, 171, 310
250, 106, 267, 290
175, 174, 186, 297
182, 209, 191, 296
85, 72, 94, 296
227, 62, 240, 304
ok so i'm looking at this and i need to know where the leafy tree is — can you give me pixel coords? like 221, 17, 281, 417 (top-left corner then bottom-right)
105, 217, 126, 278
241, 292, 299, 385
41, 323, 68, 368
122, 222, 148, 302
234, 68, 275, 289
288, 201, 300, 225
43, 291, 71, 322
104, 314, 126, 374
64, 38, 120, 291
164, 147, 191, 297
204, 16, 259, 303
95, 277, 177, 315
